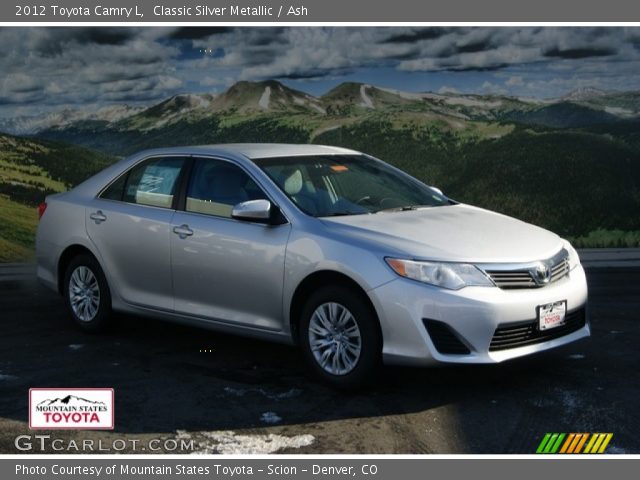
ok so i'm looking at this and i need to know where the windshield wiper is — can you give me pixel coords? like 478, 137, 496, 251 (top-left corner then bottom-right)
375, 204, 434, 213
322, 211, 369, 217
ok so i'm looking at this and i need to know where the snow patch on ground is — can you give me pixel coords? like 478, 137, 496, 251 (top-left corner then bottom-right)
604, 106, 635, 117
378, 86, 454, 102
557, 389, 581, 409
68, 344, 84, 350
532, 388, 583, 409
532, 397, 554, 408
222, 386, 302, 400
360, 84, 374, 108
177, 430, 314, 454
516, 96, 552, 105
444, 96, 503, 108
606, 446, 629, 454
261, 412, 282, 424
192, 95, 212, 109
150, 117, 170, 130
292, 96, 326, 114
259, 86, 271, 109
568, 354, 585, 359
313, 125, 340, 137
378, 87, 427, 100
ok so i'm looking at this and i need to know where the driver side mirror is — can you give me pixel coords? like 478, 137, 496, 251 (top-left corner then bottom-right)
232, 199, 282, 224
430, 186, 444, 196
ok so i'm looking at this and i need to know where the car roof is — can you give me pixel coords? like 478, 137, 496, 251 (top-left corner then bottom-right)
136, 143, 361, 160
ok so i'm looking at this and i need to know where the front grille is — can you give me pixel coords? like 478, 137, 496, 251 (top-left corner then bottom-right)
484, 249, 570, 289
489, 308, 586, 352
424, 319, 471, 355
484, 270, 536, 288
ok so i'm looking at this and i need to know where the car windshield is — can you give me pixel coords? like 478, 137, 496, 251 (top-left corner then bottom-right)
254, 154, 449, 217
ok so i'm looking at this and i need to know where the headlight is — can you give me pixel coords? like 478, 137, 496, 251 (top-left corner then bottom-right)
385, 258, 494, 290
562, 240, 581, 271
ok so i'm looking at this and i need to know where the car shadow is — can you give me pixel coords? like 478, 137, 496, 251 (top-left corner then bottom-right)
2, 269, 637, 454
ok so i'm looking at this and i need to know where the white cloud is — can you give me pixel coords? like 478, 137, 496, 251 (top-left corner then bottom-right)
481, 81, 508, 95
438, 86, 460, 94
505, 76, 525, 87
1, 27, 640, 116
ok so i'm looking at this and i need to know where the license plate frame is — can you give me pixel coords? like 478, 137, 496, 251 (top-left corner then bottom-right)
537, 300, 567, 331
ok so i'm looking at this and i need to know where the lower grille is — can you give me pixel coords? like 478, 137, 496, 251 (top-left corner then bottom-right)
489, 308, 586, 352
424, 319, 471, 355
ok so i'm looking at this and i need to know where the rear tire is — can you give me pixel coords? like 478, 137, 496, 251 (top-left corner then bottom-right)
63, 254, 112, 332
299, 286, 381, 389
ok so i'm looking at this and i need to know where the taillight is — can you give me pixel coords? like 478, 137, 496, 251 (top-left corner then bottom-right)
37, 202, 47, 220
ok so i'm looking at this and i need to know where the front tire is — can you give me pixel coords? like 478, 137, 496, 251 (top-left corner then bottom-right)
63, 254, 112, 332
299, 286, 381, 389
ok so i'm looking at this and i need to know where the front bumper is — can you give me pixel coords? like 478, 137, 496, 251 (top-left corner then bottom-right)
370, 264, 589, 366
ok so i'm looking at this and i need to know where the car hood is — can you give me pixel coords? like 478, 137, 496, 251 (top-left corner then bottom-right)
320, 204, 563, 263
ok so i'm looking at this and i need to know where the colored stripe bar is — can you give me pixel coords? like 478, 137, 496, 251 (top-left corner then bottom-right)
537, 433, 613, 454
543, 433, 559, 453
597, 433, 613, 453
550, 433, 566, 453
584, 433, 598, 453
567, 433, 582, 454
537, 433, 552, 453
573, 433, 589, 453
559, 433, 576, 454
591, 433, 607, 453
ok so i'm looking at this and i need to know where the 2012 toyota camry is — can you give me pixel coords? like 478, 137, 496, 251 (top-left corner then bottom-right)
36, 144, 589, 388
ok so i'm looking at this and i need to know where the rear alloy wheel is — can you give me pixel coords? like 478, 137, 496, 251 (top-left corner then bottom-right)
63, 254, 112, 332
300, 286, 381, 389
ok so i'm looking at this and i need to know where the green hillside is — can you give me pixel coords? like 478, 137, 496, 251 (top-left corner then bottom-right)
0, 195, 38, 262
0, 133, 116, 260
315, 121, 640, 238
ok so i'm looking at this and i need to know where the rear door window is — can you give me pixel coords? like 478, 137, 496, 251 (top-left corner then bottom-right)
100, 157, 185, 208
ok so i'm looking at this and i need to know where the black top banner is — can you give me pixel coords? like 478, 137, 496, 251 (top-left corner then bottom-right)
5, 0, 640, 22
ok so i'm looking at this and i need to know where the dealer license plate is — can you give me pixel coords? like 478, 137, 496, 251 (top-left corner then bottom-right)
538, 301, 567, 331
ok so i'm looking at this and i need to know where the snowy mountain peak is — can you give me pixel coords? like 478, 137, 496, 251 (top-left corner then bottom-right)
562, 87, 608, 101
0, 104, 144, 135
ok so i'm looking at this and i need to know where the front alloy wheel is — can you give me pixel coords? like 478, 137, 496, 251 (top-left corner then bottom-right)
308, 302, 362, 376
300, 286, 381, 389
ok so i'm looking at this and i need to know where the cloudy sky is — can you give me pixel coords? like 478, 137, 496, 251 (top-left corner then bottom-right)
1, 27, 640, 118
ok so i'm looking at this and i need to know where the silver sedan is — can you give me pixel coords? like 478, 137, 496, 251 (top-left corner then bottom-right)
36, 144, 589, 388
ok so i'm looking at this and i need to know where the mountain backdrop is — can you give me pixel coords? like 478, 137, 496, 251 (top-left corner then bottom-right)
1, 80, 640, 261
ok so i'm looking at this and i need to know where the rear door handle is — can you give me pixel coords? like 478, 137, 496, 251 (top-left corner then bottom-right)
90, 211, 107, 224
173, 224, 193, 239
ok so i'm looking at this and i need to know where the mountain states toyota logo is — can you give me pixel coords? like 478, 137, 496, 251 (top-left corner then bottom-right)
29, 388, 114, 430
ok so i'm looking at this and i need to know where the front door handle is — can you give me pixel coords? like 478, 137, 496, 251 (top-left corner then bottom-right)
173, 224, 193, 239
90, 211, 107, 224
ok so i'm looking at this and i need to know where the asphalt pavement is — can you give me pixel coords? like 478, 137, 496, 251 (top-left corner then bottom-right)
0, 262, 638, 454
